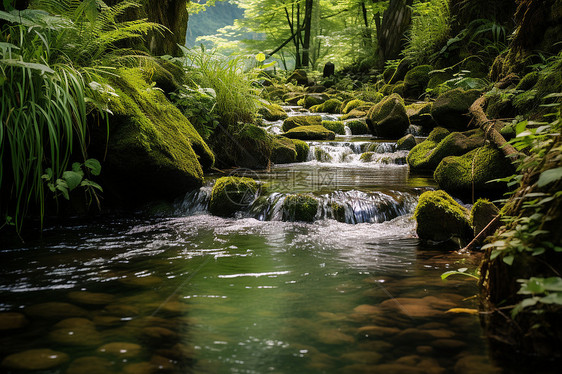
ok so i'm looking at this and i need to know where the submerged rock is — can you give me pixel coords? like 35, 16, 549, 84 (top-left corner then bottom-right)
434, 145, 515, 196
431, 88, 481, 129
366, 93, 410, 138
1, 349, 69, 370
49, 326, 103, 346
25, 302, 88, 320
209, 176, 259, 217
97, 342, 142, 358
67, 291, 116, 306
282, 194, 319, 222
67, 356, 115, 374
284, 125, 336, 140
414, 190, 472, 243
0, 312, 28, 330
282, 115, 322, 132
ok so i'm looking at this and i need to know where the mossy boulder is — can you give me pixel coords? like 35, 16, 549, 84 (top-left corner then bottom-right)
342, 99, 366, 114
213, 124, 273, 169
258, 103, 288, 121
1, 349, 69, 371
282, 115, 322, 132
516, 71, 539, 91
434, 145, 515, 196
341, 106, 371, 120
142, 59, 185, 95
403, 65, 433, 99
431, 88, 482, 129
284, 125, 336, 140
407, 128, 485, 171
485, 90, 516, 119
297, 94, 327, 108
310, 98, 343, 114
392, 82, 405, 96
406, 102, 435, 128
470, 199, 499, 236
209, 177, 258, 217
396, 134, 417, 151
287, 69, 309, 86
346, 120, 370, 135
291, 139, 310, 162
366, 93, 410, 138
414, 190, 472, 243
271, 137, 298, 164
93, 68, 215, 203
282, 194, 319, 222
322, 120, 345, 135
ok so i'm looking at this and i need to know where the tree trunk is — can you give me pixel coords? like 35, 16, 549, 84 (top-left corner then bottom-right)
375, 0, 414, 68
301, 0, 314, 67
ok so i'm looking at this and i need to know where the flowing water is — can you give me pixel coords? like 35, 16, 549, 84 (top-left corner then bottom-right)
0, 110, 504, 373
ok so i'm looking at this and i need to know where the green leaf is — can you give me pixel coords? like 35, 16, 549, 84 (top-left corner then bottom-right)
62, 171, 83, 191
80, 179, 103, 192
56, 179, 70, 200
539, 293, 562, 305
503, 255, 514, 265
84, 158, 102, 176
537, 167, 562, 187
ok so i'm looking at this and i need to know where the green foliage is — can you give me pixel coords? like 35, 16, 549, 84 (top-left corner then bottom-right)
403, 0, 450, 65
426, 69, 488, 96
170, 84, 220, 140
441, 267, 479, 280
176, 45, 260, 127
512, 277, 562, 317
42, 160, 102, 204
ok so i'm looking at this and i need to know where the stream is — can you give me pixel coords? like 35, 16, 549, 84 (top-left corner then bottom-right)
0, 108, 503, 373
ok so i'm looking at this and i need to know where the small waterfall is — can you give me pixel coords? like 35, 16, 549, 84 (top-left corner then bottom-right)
177, 186, 418, 225
306, 141, 407, 165
344, 125, 352, 136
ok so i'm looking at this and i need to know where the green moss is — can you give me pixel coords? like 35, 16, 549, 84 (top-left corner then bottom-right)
341, 107, 371, 120
366, 93, 410, 138
341, 99, 366, 114
434, 145, 515, 196
298, 95, 325, 108
516, 71, 539, 91
346, 120, 370, 135
403, 65, 433, 98
358, 91, 383, 104
258, 103, 288, 121
407, 128, 484, 171
100, 68, 215, 201
470, 198, 499, 236
405, 102, 434, 127
321, 120, 345, 135
271, 137, 297, 164
414, 190, 472, 243
396, 134, 417, 151
284, 125, 336, 140
430, 88, 482, 129
310, 98, 343, 114
291, 139, 310, 162
282, 194, 319, 222
392, 83, 405, 96
209, 176, 258, 217
360, 152, 375, 162
282, 116, 322, 132
212, 124, 273, 169
142, 59, 185, 94
330, 202, 346, 222
383, 67, 396, 83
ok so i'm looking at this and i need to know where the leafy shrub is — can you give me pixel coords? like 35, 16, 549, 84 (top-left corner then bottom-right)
170, 85, 220, 140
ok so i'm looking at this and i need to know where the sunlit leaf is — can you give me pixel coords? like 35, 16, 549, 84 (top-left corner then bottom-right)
537, 167, 562, 187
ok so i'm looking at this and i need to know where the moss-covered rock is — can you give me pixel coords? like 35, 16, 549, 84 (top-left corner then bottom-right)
271, 137, 298, 164
1, 349, 69, 371
258, 103, 288, 121
434, 144, 515, 196
485, 90, 516, 119
214, 124, 273, 169
406, 102, 435, 128
284, 125, 336, 140
396, 134, 417, 151
282, 115, 322, 132
209, 177, 258, 217
93, 68, 215, 203
366, 93, 410, 138
346, 120, 370, 135
142, 59, 185, 95
431, 88, 482, 129
310, 98, 343, 114
321, 120, 345, 135
287, 69, 309, 86
516, 71, 539, 91
291, 139, 309, 162
407, 128, 485, 171
414, 190, 472, 243
282, 194, 319, 222
341, 99, 366, 114
341, 106, 372, 120
297, 94, 327, 108
403, 65, 433, 99
330, 202, 346, 222
470, 199, 499, 236
392, 82, 405, 96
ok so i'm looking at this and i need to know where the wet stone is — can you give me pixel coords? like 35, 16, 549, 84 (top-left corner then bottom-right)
455, 354, 502, 374
148, 301, 189, 316
0, 312, 28, 330
141, 326, 178, 344
66, 356, 116, 374
340, 351, 383, 364
316, 328, 355, 345
119, 275, 163, 287
155, 343, 196, 361
25, 302, 88, 320
357, 325, 400, 337
416, 345, 434, 354
49, 326, 103, 346
122, 362, 154, 374
431, 339, 467, 352
68, 291, 116, 306
93, 315, 123, 327
103, 304, 140, 317
360, 363, 425, 374
54, 317, 95, 329
97, 342, 142, 358
1, 349, 69, 370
